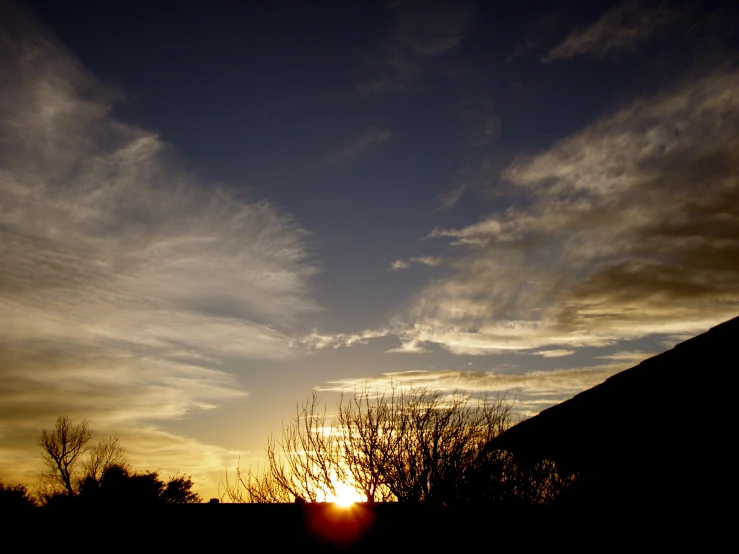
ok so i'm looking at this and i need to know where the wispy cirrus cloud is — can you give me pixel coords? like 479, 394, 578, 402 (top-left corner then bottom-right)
358, 0, 475, 95
411, 255, 444, 267
329, 129, 391, 163
390, 0, 475, 57
389, 260, 412, 271
296, 328, 390, 350
388, 68, 739, 354
319, 364, 627, 415
0, 9, 317, 493
535, 349, 575, 358
543, 0, 682, 63
595, 350, 657, 362
436, 97, 503, 211
389, 255, 444, 271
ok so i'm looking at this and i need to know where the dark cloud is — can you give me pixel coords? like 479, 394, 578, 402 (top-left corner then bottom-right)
328, 129, 392, 163
358, 0, 475, 95
542, 0, 683, 63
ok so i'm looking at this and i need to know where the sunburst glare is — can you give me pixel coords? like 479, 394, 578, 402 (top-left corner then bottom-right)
326, 481, 363, 508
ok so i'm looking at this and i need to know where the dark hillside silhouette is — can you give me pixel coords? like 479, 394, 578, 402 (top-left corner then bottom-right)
489, 314, 737, 517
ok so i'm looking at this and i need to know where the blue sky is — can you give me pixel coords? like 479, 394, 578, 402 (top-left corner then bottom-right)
1, 0, 738, 499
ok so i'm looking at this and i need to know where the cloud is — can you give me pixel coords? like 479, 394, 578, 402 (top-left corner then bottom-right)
318, 364, 626, 415
506, 10, 561, 64
296, 329, 391, 350
389, 68, 739, 354
0, 9, 317, 490
426, 218, 518, 246
435, 96, 505, 211
535, 350, 575, 358
391, 0, 475, 56
296, 327, 435, 354
357, 0, 475, 95
435, 183, 469, 212
385, 340, 431, 354
389, 256, 444, 271
329, 129, 391, 163
390, 260, 411, 271
411, 255, 444, 267
543, 0, 682, 63
470, 113, 501, 149
595, 350, 657, 362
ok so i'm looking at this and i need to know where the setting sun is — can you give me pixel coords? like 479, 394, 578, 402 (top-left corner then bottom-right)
326, 482, 363, 508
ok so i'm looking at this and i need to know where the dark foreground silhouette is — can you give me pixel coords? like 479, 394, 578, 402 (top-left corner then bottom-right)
490, 314, 737, 517
4, 499, 724, 551
5, 316, 734, 550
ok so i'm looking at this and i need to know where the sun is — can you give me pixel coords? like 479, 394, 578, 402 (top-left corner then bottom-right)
326, 481, 363, 508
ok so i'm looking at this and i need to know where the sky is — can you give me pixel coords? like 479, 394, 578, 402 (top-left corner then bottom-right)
1, 0, 738, 501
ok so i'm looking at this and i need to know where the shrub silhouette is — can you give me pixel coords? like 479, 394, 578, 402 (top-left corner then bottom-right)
161, 474, 202, 504
76, 465, 201, 506
0, 482, 36, 511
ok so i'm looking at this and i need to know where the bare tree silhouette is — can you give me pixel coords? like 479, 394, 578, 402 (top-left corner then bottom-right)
82, 436, 128, 482
223, 387, 574, 505
38, 416, 94, 496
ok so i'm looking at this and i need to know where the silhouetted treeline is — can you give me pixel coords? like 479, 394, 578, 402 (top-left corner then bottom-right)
0, 482, 36, 511
1, 466, 200, 512
0, 415, 203, 511
44, 464, 200, 508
